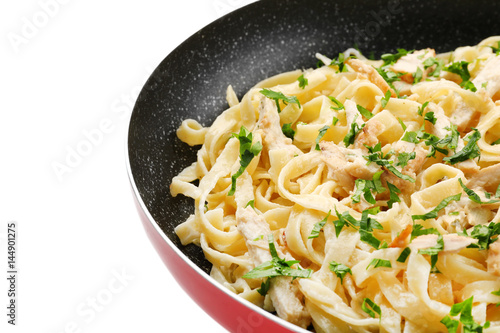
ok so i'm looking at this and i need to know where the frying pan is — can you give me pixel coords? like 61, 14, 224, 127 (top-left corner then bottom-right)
127, 0, 500, 331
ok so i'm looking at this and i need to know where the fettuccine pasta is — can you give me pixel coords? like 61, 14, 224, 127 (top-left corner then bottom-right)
170, 37, 500, 332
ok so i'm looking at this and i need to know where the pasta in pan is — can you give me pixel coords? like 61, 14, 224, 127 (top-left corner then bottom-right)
170, 37, 500, 332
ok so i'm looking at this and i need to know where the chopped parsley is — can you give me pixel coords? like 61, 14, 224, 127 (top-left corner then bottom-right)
411, 224, 440, 241
387, 182, 402, 209
281, 123, 295, 140
297, 74, 308, 89
362, 298, 382, 319
332, 116, 339, 126
228, 127, 262, 196
417, 101, 429, 116
463, 222, 500, 251
381, 48, 413, 66
423, 57, 444, 77
443, 129, 481, 164
413, 67, 423, 84
418, 234, 444, 270
424, 111, 437, 125
359, 210, 384, 249
402, 124, 459, 159
260, 89, 301, 113
343, 115, 365, 147
367, 258, 392, 269
315, 125, 330, 150
257, 278, 271, 296
492, 289, 500, 306
381, 90, 391, 108
246, 200, 255, 209
458, 178, 500, 204
328, 96, 345, 110
364, 143, 415, 182
411, 193, 462, 221
243, 234, 313, 280
357, 104, 374, 119
329, 261, 352, 284
396, 152, 416, 168
308, 211, 331, 239
333, 207, 360, 237
352, 171, 386, 205
444, 61, 477, 92
330, 53, 349, 73
376, 67, 402, 93
396, 247, 411, 263
441, 296, 490, 333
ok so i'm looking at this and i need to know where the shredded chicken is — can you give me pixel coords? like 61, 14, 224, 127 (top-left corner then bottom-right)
410, 234, 477, 253
257, 97, 302, 154
236, 207, 311, 329
382, 142, 427, 195
320, 141, 381, 192
391, 49, 436, 84
346, 58, 397, 97
487, 240, 500, 276
466, 163, 500, 193
354, 119, 384, 150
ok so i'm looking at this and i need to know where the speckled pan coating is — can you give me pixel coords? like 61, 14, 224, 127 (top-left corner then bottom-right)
128, 0, 500, 274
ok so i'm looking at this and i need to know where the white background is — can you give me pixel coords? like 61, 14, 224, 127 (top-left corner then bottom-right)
1, 0, 257, 332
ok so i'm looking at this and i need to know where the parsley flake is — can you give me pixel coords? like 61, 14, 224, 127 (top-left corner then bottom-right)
281, 123, 295, 140
243, 234, 312, 280
228, 127, 262, 196
381, 90, 391, 108
260, 89, 301, 113
458, 178, 500, 204
413, 67, 423, 84
367, 258, 392, 269
443, 129, 481, 165
328, 96, 345, 111
444, 61, 477, 92
315, 125, 330, 150
343, 115, 365, 147
309, 211, 331, 239
362, 298, 382, 319
411, 193, 462, 221
441, 296, 490, 333
396, 247, 411, 263
297, 74, 308, 89
329, 261, 352, 284
357, 104, 374, 119
418, 234, 444, 269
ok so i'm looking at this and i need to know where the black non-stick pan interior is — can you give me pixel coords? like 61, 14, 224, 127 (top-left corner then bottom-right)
128, 0, 500, 274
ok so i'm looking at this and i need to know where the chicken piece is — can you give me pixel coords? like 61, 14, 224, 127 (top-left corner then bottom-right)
391, 49, 436, 84
410, 234, 477, 253
472, 55, 500, 98
236, 208, 311, 329
487, 240, 500, 276
320, 141, 381, 192
466, 163, 500, 193
382, 142, 427, 195
354, 119, 384, 150
346, 58, 397, 97
258, 97, 302, 154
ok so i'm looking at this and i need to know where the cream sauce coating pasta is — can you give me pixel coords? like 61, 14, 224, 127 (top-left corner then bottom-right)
171, 37, 500, 332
